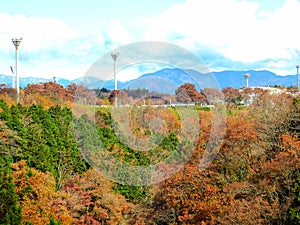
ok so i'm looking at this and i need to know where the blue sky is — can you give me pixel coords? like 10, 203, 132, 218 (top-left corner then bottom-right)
0, 0, 299, 81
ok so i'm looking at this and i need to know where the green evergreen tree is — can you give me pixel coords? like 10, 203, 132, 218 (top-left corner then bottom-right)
288, 173, 300, 224
0, 158, 22, 225
0, 103, 88, 188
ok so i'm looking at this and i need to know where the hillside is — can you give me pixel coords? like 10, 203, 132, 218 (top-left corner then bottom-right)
0, 82, 299, 224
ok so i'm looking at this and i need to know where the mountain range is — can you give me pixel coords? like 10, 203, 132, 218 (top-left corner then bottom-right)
0, 69, 297, 94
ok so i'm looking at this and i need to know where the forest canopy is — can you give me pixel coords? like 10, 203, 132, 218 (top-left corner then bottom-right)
0, 82, 300, 224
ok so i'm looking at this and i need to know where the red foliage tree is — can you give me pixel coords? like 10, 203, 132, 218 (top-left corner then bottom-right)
175, 83, 206, 103
108, 90, 129, 105
59, 169, 133, 224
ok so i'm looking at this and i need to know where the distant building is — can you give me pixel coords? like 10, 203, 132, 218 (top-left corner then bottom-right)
239, 86, 286, 106
250, 86, 284, 95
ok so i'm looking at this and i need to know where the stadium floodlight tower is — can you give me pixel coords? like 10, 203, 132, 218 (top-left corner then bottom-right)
12, 37, 22, 100
244, 73, 250, 88
10, 66, 15, 88
111, 52, 119, 91
297, 65, 299, 90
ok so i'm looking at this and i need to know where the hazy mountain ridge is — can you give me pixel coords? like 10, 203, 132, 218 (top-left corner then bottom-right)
0, 69, 297, 92
213, 70, 296, 88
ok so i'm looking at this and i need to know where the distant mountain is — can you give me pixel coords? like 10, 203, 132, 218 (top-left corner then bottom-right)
121, 68, 237, 93
0, 75, 53, 88
213, 70, 296, 88
121, 69, 297, 93
121, 68, 206, 93
0, 69, 297, 93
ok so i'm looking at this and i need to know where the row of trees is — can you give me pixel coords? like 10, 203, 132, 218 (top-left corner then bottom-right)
2, 81, 299, 108
0, 82, 101, 108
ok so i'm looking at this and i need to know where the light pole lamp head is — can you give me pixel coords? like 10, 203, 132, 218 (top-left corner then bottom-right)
111, 52, 119, 61
297, 65, 299, 70
244, 73, 250, 79
12, 37, 22, 50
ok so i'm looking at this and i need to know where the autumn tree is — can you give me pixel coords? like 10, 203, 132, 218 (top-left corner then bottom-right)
124, 87, 149, 99
288, 97, 300, 137
250, 92, 294, 154
175, 83, 205, 103
108, 90, 129, 105
140, 160, 223, 224
24, 82, 73, 101
222, 87, 242, 107
22, 82, 74, 107
216, 112, 259, 183
59, 169, 133, 224
201, 87, 223, 105
11, 160, 74, 225
97, 87, 111, 96
67, 83, 100, 105
0, 86, 17, 105
214, 106, 300, 224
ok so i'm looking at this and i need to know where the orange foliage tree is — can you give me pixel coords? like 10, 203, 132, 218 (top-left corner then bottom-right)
58, 169, 133, 224
11, 160, 74, 225
175, 83, 206, 103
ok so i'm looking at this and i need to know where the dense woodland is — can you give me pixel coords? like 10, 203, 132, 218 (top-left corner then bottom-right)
0, 81, 300, 224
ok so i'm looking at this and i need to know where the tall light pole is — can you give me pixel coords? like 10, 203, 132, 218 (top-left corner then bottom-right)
10, 66, 15, 88
12, 37, 22, 100
297, 65, 299, 90
244, 73, 250, 88
111, 52, 119, 91
111, 52, 119, 107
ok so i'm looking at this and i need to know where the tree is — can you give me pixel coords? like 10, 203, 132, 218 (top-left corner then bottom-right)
11, 160, 74, 225
24, 82, 73, 102
217, 113, 258, 183
124, 88, 149, 99
222, 87, 242, 107
0, 87, 17, 105
201, 88, 223, 105
67, 83, 98, 105
0, 102, 88, 187
108, 90, 129, 105
143, 161, 222, 224
0, 158, 22, 225
288, 97, 300, 137
59, 169, 133, 224
175, 83, 205, 103
289, 174, 300, 224
250, 92, 293, 154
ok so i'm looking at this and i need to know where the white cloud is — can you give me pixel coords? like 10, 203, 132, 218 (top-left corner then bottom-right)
0, 13, 81, 52
106, 19, 131, 46
140, 0, 260, 49
116, 66, 142, 82
0, 12, 107, 79
136, 0, 300, 71
1, 0, 300, 81
116, 63, 166, 82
